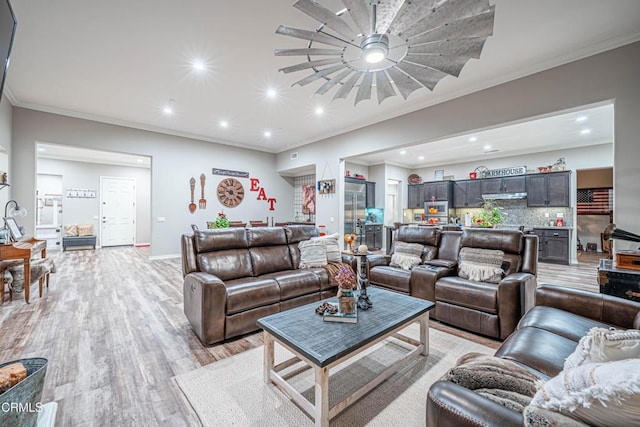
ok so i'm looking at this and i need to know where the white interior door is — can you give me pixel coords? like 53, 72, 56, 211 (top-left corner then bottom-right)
100, 177, 136, 247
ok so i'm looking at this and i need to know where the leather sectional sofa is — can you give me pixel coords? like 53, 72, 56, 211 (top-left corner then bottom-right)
367, 226, 538, 339
427, 284, 640, 426
181, 225, 336, 345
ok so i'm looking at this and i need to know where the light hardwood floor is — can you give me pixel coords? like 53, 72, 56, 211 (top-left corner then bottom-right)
0, 247, 602, 426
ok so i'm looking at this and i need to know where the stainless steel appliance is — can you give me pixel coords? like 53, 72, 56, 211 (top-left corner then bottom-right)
344, 179, 366, 246
424, 200, 453, 225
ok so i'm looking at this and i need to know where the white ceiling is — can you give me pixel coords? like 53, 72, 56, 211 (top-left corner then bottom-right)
6, 1, 640, 154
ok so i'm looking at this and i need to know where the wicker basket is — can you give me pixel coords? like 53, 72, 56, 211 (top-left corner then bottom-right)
0, 358, 48, 427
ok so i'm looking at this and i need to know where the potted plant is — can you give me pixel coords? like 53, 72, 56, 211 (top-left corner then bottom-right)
208, 211, 230, 229
474, 199, 504, 227
335, 264, 356, 314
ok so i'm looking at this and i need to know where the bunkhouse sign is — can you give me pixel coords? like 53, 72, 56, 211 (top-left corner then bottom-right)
481, 166, 526, 179
212, 168, 250, 178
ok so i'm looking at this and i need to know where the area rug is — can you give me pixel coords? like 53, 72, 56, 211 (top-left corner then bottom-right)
173, 324, 493, 426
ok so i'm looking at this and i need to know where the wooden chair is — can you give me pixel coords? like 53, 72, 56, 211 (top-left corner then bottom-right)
228, 221, 246, 228
249, 221, 268, 227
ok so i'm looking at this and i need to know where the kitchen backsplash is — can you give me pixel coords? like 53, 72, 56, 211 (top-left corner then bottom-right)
454, 199, 572, 228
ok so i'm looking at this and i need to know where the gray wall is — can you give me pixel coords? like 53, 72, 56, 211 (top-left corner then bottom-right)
11, 111, 294, 257
276, 42, 640, 252
37, 158, 152, 245
0, 94, 11, 210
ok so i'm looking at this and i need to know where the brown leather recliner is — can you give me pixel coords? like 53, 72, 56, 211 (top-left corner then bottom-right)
427, 284, 640, 426
182, 225, 336, 345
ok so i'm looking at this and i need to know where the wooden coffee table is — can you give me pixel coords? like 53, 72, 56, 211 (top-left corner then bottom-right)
257, 287, 435, 427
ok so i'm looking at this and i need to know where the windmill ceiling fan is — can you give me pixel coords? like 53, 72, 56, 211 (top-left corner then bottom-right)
275, 0, 495, 105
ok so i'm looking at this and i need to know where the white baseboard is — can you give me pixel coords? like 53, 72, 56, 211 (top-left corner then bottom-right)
149, 253, 180, 260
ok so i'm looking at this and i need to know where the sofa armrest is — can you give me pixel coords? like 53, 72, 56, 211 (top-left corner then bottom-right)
427, 381, 523, 427
367, 254, 390, 268
536, 284, 640, 329
497, 272, 537, 339
183, 272, 228, 345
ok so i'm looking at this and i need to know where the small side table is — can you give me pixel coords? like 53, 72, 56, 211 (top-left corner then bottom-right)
597, 258, 640, 302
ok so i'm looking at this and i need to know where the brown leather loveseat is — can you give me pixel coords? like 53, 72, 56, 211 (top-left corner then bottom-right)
181, 225, 336, 345
427, 284, 640, 426
369, 226, 538, 340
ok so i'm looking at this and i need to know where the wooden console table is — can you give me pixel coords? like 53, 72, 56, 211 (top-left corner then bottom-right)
0, 238, 47, 304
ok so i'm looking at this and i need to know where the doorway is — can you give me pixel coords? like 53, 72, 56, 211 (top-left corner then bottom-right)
100, 177, 136, 247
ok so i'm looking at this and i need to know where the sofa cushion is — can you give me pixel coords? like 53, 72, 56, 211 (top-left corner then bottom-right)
250, 245, 294, 275
461, 229, 523, 254
564, 327, 640, 370
198, 249, 253, 281
458, 248, 504, 283
307, 267, 332, 290
370, 266, 411, 293
224, 277, 280, 315
395, 225, 440, 246
390, 241, 423, 270
261, 269, 320, 300
518, 306, 612, 342
246, 227, 287, 246
436, 277, 499, 314
194, 228, 248, 253
298, 240, 327, 268
530, 358, 640, 427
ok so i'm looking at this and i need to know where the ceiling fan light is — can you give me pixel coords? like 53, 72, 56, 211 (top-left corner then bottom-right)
361, 34, 389, 64
364, 47, 386, 64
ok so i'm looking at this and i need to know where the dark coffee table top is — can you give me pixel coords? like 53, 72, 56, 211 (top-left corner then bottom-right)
257, 287, 434, 367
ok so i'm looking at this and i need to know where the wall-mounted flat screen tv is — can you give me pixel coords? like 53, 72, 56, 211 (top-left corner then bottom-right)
0, 0, 17, 104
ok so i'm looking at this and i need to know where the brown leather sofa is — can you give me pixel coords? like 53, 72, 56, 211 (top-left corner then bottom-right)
181, 225, 336, 345
369, 227, 538, 340
427, 284, 640, 426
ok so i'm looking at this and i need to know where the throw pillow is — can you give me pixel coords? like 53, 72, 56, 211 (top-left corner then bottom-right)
77, 224, 93, 236
564, 327, 640, 370
389, 241, 424, 270
458, 247, 504, 283
298, 239, 327, 268
530, 358, 640, 427
311, 233, 341, 263
64, 224, 78, 237
442, 352, 540, 397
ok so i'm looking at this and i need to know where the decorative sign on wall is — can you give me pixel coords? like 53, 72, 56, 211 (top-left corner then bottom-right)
480, 166, 526, 178
317, 179, 335, 194
249, 178, 277, 211
66, 188, 96, 198
212, 168, 250, 178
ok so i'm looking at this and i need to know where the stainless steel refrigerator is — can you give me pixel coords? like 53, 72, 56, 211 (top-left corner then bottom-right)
344, 180, 366, 246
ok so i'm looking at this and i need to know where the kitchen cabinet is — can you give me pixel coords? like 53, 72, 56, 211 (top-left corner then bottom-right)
531, 227, 570, 264
365, 181, 376, 208
481, 176, 526, 195
453, 180, 483, 208
364, 224, 383, 250
424, 181, 453, 202
407, 184, 425, 209
526, 171, 570, 207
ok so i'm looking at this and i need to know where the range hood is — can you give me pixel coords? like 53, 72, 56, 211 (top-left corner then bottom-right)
482, 192, 528, 200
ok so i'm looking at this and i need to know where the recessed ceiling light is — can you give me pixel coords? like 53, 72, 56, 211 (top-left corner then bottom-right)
575, 116, 588, 122
580, 129, 591, 135
264, 130, 272, 138
163, 99, 175, 115
219, 120, 229, 128
418, 155, 424, 160
192, 60, 205, 72
400, 150, 407, 155
469, 136, 477, 142
266, 88, 277, 99
483, 145, 491, 150
315, 107, 324, 115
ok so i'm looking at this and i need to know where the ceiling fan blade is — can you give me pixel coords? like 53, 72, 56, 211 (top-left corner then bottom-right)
333, 71, 363, 100
395, 61, 447, 90
341, 0, 371, 36
279, 58, 343, 74
275, 48, 344, 56
293, 64, 346, 86
375, 71, 396, 104
408, 7, 495, 45
315, 69, 353, 95
404, 54, 471, 77
354, 72, 373, 106
276, 25, 348, 48
385, 67, 422, 99
408, 38, 487, 59
294, 0, 357, 40
375, 0, 405, 34
391, 0, 491, 38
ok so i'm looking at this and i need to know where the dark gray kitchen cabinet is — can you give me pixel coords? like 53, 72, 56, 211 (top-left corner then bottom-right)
407, 184, 425, 209
453, 180, 483, 208
424, 181, 453, 202
481, 176, 526, 195
526, 171, 570, 207
365, 224, 383, 250
366, 181, 376, 208
532, 228, 570, 264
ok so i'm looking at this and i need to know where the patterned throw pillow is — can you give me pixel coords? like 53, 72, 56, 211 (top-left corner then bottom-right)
298, 239, 327, 268
311, 233, 341, 263
64, 224, 78, 237
389, 241, 424, 270
458, 247, 504, 283
77, 224, 94, 236
564, 327, 640, 370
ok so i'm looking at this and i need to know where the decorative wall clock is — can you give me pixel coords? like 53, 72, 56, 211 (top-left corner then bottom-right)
217, 178, 245, 208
